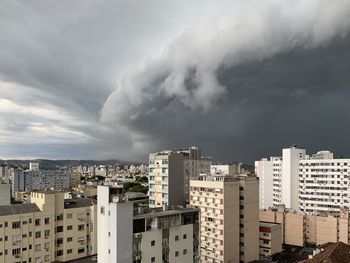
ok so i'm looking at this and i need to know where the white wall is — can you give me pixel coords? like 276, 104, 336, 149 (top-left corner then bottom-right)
255, 159, 273, 209
282, 147, 306, 210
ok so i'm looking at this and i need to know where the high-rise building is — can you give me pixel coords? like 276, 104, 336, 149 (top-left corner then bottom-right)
0, 190, 97, 263
299, 153, 350, 213
190, 174, 259, 263
148, 147, 211, 208
12, 165, 70, 199
97, 185, 200, 263
258, 147, 350, 213
256, 146, 306, 210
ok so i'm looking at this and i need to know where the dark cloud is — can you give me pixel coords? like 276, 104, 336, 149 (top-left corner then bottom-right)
1, 0, 350, 162
102, 0, 350, 162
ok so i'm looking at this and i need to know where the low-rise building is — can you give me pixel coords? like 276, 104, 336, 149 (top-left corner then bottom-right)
259, 222, 282, 260
260, 205, 350, 247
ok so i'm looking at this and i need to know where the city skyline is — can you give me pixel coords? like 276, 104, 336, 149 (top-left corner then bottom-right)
1, 0, 350, 163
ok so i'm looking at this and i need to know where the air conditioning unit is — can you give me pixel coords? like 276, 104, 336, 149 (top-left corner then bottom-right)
135, 255, 141, 260
134, 233, 142, 238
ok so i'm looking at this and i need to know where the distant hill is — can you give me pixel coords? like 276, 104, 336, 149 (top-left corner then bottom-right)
0, 159, 143, 169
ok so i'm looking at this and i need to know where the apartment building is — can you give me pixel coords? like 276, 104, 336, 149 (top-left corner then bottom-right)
190, 174, 259, 263
148, 147, 211, 208
12, 163, 70, 199
0, 190, 97, 263
299, 155, 350, 213
260, 205, 350, 247
255, 158, 274, 209
0, 184, 10, 205
97, 185, 200, 263
259, 222, 282, 260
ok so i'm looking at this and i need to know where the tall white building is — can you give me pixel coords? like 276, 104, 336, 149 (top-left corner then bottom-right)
257, 147, 350, 214
256, 146, 306, 210
148, 147, 211, 208
255, 158, 274, 209
98, 186, 200, 263
299, 151, 350, 213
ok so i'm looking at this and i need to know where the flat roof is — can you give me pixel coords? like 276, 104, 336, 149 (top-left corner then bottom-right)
260, 221, 281, 228
133, 207, 199, 219
0, 203, 41, 216
64, 198, 96, 209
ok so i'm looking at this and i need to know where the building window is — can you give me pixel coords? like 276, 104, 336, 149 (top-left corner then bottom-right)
67, 249, 72, 254
175, 251, 179, 257
44, 230, 50, 237
78, 224, 84, 231
35, 244, 41, 252
44, 218, 50, 224
56, 238, 63, 245
67, 237, 73, 242
4, 222, 8, 227
56, 250, 63, 257
56, 214, 63, 221
78, 248, 85, 254
56, 226, 63, 233
151, 257, 155, 262
151, 240, 155, 246
183, 249, 187, 255
67, 213, 73, 219
175, 235, 179, 241
12, 221, 21, 229
35, 231, 41, 238
67, 225, 73, 230
100, 206, 105, 215
12, 248, 21, 256
263, 240, 269, 244
35, 219, 41, 226
183, 234, 187, 239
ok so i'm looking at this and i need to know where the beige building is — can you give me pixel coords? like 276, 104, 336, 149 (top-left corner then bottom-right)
190, 175, 259, 263
259, 222, 282, 260
260, 205, 350, 247
0, 190, 97, 263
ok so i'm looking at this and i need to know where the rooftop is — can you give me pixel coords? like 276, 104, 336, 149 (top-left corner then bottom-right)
133, 206, 199, 219
0, 203, 41, 216
298, 242, 350, 263
64, 198, 96, 209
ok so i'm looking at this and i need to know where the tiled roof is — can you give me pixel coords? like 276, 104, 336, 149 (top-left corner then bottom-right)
298, 242, 350, 263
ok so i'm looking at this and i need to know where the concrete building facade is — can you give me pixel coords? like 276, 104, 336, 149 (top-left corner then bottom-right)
299, 156, 350, 213
12, 167, 70, 199
148, 147, 211, 208
260, 205, 350, 247
0, 190, 97, 263
97, 185, 200, 263
259, 222, 282, 260
190, 175, 259, 263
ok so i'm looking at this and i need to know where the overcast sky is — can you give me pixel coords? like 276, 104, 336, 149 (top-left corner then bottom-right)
1, 0, 350, 163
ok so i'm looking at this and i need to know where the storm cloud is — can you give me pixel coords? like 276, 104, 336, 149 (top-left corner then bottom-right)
101, 0, 350, 162
1, 0, 350, 162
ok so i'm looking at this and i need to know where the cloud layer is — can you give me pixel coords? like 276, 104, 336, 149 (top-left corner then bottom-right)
101, 0, 350, 161
1, 0, 350, 162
